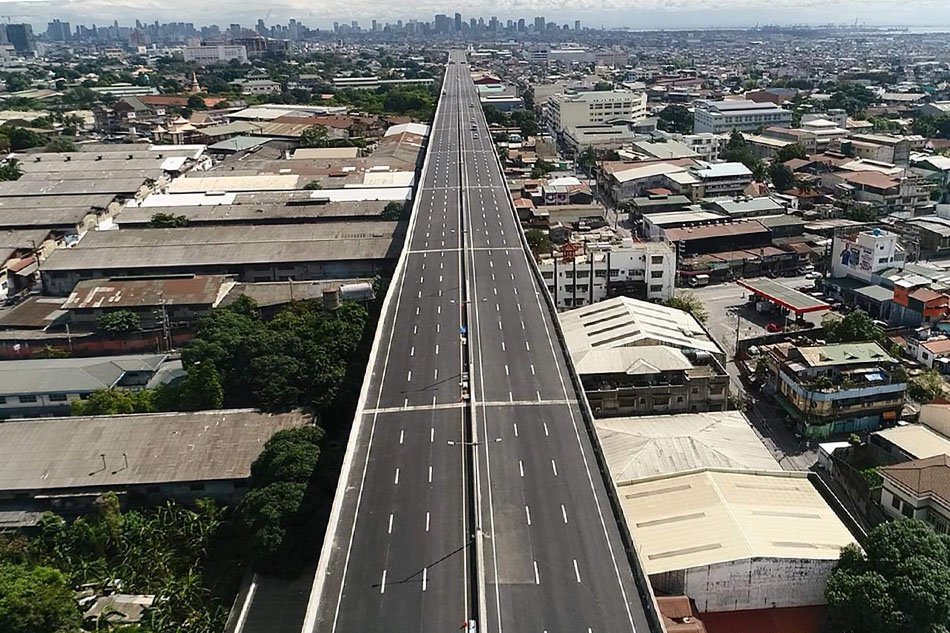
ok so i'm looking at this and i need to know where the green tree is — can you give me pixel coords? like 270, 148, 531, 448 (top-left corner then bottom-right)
530, 159, 555, 179
525, 229, 553, 255
656, 105, 693, 133
3, 126, 46, 151
236, 481, 308, 571
71, 388, 156, 416
828, 84, 878, 116
2, 73, 31, 92
0, 158, 21, 182
302, 180, 323, 190
250, 426, 324, 488
44, 137, 76, 153
147, 212, 189, 228
299, 125, 330, 148
380, 201, 408, 221
97, 310, 142, 333
913, 115, 950, 140
482, 104, 506, 126
663, 293, 708, 324
775, 143, 808, 163
509, 109, 539, 137
822, 309, 883, 344
908, 369, 945, 403
0, 563, 81, 633
177, 361, 224, 411
720, 131, 765, 180
769, 162, 796, 191
825, 519, 950, 633
187, 94, 207, 111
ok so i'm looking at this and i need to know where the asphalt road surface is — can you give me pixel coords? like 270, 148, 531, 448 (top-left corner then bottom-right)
302, 51, 655, 633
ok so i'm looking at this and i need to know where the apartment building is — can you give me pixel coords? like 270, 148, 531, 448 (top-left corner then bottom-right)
830, 228, 905, 283
183, 44, 249, 66
761, 341, 907, 439
693, 99, 792, 134
544, 89, 647, 136
538, 239, 675, 308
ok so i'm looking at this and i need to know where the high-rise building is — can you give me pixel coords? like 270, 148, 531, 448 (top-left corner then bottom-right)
6, 24, 34, 54
534, 16, 545, 32
454, 12, 462, 32
574, 20, 581, 31
46, 19, 71, 42
371, 19, 378, 32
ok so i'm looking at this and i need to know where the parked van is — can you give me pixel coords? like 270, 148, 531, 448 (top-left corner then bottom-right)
688, 274, 710, 288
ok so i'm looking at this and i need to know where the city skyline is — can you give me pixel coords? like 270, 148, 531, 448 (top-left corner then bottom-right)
2, 0, 950, 33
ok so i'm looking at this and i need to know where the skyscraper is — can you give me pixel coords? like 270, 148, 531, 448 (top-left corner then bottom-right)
6, 24, 34, 54
46, 19, 71, 42
454, 13, 462, 32
575, 20, 581, 31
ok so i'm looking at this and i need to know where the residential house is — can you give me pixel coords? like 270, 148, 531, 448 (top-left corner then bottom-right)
880, 455, 950, 533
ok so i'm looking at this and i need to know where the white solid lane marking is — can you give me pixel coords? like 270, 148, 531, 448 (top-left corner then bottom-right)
561, 504, 568, 524
388, 513, 394, 534
525, 505, 531, 525
380, 570, 387, 594
573, 559, 581, 583
393, 468, 400, 485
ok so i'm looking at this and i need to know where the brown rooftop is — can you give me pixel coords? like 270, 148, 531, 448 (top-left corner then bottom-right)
63, 275, 234, 310
880, 454, 950, 510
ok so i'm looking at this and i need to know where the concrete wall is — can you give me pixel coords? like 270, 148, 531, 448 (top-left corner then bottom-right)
650, 557, 837, 613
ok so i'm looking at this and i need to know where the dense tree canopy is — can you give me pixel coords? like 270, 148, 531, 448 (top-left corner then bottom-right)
721, 131, 766, 180
0, 563, 81, 633
97, 310, 143, 333
769, 162, 796, 192
656, 105, 693, 134
826, 519, 950, 633
775, 143, 808, 163
822, 310, 883, 344
913, 115, 950, 140
828, 84, 878, 116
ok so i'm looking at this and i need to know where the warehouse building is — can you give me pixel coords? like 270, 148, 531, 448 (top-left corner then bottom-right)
0, 409, 306, 521
40, 222, 405, 295
617, 469, 858, 612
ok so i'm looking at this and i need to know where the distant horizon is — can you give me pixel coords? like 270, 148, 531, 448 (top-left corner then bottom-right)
1, 0, 948, 34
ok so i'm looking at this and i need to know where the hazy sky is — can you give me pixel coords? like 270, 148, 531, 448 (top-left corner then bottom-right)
2, 0, 949, 30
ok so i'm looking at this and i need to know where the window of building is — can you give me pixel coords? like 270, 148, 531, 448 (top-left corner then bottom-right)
649, 284, 663, 292
891, 494, 901, 510
609, 269, 620, 277
878, 257, 888, 264
902, 503, 915, 518
0, 396, 5, 404
18, 395, 37, 403
576, 270, 590, 278
189, 483, 205, 492
651, 256, 665, 265
650, 271, 664, 278
542, 270, 554, 279
48, 394, 68, 402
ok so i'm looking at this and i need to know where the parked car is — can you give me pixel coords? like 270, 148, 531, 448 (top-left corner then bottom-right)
804, 271, 822, 280
766, 322, 784, 333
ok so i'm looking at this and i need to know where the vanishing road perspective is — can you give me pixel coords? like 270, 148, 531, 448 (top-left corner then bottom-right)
304, 50, 660, 633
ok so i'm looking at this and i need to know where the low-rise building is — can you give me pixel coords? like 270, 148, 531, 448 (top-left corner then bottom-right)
692, 162, 753, 198
880, 455, 950, 533
183, 44, 248, 66
0, 409, 306, 519
615, 469, 857, 612
544, 89, 647, 136
62, 275, 236, 331
693, 99, 793, 134
539, 239, 675, 307
40, 222, 405, 296
762, 341, 907, 439
0, 354, 179, 419
562, 122, 640, 153
561, 297, 729, 416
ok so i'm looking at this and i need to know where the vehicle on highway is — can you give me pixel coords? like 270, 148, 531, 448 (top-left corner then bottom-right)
766, 322, 784, 332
